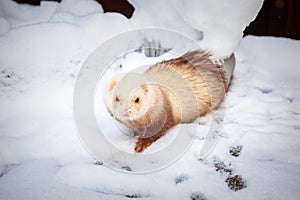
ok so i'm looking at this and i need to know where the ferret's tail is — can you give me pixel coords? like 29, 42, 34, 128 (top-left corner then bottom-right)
222, 53, 235, 86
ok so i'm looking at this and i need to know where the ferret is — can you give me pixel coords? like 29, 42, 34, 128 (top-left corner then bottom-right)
104, 50, 235, 153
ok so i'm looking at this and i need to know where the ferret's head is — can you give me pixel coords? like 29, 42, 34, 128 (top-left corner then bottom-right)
105, 73, 163, 125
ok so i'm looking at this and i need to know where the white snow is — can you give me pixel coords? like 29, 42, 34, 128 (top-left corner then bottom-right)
181, 0, 264, 58
1, 0, 300, 199
0, 0, 58, 29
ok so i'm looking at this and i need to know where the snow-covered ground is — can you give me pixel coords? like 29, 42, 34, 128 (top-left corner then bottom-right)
1, 0, 300, 199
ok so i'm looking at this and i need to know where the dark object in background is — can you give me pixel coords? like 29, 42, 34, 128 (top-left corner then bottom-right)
97, 0, 134, 18
14, 0, 60, 5
13, 0, 300, 39
244, 0, 300, 39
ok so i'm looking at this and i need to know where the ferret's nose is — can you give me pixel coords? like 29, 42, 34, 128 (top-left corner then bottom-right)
123, 108, 130, 117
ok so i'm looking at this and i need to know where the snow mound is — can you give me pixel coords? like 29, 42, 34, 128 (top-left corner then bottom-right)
182, 0, 264, 58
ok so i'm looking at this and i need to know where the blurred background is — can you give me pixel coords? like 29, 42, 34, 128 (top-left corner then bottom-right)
13, 0, 300, 39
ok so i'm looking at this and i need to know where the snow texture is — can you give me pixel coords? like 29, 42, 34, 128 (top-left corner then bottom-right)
1, 0, 300, 199
181, 0, 264, 58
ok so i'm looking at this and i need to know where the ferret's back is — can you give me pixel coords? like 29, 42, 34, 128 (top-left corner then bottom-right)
145, 50, 230, 121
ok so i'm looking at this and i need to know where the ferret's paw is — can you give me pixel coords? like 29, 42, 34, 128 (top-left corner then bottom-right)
135, 138, 153, 153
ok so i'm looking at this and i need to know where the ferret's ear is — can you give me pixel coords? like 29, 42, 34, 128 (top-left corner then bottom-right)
140, 83, 149, 93
108, 79, 117, 92
108, 74, 125, 92
104, 74, 125, 117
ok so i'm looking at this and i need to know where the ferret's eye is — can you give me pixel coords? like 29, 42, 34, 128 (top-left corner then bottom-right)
134, 97, 140, 103
115, 97, 120, 102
